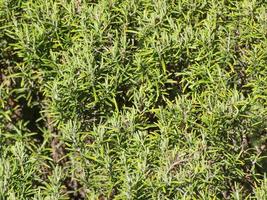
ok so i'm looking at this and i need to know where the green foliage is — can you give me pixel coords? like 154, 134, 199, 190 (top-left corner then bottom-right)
1, 0, 267, 199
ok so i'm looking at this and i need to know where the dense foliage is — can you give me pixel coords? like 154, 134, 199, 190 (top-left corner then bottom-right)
1, 0, 267, 199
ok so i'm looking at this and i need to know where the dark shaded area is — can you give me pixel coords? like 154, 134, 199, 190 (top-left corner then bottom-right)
64, 177, 86, 200
18, 95, 44, 142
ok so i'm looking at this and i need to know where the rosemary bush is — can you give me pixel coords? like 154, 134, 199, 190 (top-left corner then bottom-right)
1, 0, 267, 199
